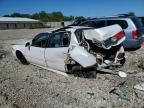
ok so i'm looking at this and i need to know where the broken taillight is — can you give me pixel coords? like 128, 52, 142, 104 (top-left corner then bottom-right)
112, 31, 125, 41
103, 31, 125, 49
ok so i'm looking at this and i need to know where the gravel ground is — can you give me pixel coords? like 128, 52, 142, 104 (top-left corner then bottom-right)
0, 28, 144, 108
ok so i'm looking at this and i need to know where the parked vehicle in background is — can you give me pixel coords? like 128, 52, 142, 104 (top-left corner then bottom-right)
12, 25, 126, 75
78, 15, 144, 49
138, 17, 144, 26
69, 18, 87, 26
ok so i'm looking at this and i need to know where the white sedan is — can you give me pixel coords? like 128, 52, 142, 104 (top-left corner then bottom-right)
12, 25, 126, 76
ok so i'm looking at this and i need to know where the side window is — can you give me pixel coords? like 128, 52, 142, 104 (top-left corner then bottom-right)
90, 21, 106, 28
32, 33, 49, 48
107, 20, 128, 29
49, 32, 70, 48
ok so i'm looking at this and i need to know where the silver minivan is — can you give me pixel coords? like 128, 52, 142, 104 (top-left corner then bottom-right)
79, 15, 144, 49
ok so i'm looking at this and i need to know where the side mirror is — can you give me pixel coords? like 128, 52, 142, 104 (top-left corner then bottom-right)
25, 42, 30, 47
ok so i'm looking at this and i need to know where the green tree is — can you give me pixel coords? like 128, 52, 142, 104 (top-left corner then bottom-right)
50, 12, 64, 21
75, 16, 85, 20
128, 12, 135, 16
10, 13, 31, 18
38, 11, 49, 22
3, 15, 10, 17
64, 16, 74, 21
31, 13, 40, 19
3, 11, 80, 22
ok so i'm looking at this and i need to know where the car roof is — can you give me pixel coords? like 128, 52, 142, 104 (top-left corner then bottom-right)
69, 26, 91, 29
45, 26, 92, 33
80, 15, 137, 22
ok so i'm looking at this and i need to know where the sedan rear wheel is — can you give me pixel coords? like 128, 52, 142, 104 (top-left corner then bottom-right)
65, 64, 82, 74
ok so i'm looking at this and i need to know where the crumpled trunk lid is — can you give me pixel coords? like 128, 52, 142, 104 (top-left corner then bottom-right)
83, 24, 122, 42
83, 24, 125, 49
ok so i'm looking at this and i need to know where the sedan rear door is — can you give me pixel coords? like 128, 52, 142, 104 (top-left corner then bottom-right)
45, 31, 70, 72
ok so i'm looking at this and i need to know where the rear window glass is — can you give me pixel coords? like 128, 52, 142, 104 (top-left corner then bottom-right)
107, 20, 128, 29
131, 17, 144, 29
79, 21, 106, 28
73, 19, 86, 25
90, 21, 106, 28
79, 21, 90, 27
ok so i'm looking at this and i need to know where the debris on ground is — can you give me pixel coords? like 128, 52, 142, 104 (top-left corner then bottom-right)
0, 50, 7, 59
118, 71, 127, 78
134, 83, 144, 91
116, 81, 126, 88
137, 59, 144, 71
109, 88, 129, 101
0, 45, 7, 59
97, 68, 128, 78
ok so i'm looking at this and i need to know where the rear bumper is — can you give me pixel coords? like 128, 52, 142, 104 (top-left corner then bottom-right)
97, 46, 125, 68
123, 36, 144, 49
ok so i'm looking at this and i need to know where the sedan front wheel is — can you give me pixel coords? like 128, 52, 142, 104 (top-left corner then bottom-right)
16, 51, 29, 65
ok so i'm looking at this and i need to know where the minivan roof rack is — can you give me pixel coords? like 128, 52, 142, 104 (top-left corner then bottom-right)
94, 14, 135, 19
116, 14, 135, 17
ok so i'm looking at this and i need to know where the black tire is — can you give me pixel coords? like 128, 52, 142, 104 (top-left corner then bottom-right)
65, 64, 82, 74
16, 51, 28, 64
65, 64, 72, 74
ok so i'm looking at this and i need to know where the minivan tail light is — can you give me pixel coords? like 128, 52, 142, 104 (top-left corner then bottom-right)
132, 30, 139, 39
112, 31, 125, 41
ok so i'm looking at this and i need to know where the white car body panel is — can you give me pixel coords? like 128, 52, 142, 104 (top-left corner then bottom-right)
69, 45, 96, 68
25, 46, 46, 67
12, 45, 26, 56
32, 63, 68, 77
45, 47, 68, 72
69, 30, 79, 45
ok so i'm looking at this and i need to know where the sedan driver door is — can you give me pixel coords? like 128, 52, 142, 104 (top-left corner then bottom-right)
25, 33, 49, 67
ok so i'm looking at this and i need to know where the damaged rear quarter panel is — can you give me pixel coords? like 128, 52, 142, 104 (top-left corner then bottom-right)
69, 45, 96, 68
68, 25, 125, 68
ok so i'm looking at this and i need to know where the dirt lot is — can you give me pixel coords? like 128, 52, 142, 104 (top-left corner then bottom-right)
0, 28, 144, 108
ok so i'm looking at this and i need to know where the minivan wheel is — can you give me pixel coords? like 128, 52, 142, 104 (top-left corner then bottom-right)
16, 51, 28, 64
